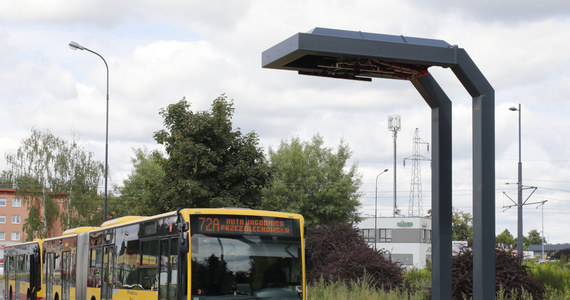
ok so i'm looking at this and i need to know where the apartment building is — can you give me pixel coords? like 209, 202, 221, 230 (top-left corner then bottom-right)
0, 188, 64, 246
0, 188, 26, 245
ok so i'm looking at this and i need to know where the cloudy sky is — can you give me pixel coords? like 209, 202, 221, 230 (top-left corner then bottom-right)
1, 1, 569, 243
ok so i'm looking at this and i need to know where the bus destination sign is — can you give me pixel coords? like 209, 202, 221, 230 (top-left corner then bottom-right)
191, 215, 298, 237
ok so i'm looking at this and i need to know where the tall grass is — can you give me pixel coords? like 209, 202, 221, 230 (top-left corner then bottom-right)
308, 261, 570, 300
308, 274, 427, 300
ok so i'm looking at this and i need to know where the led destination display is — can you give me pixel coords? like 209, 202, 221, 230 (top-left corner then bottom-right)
190, 215, 299, 237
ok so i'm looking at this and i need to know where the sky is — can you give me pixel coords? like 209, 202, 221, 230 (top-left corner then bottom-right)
1, 0, 569, 244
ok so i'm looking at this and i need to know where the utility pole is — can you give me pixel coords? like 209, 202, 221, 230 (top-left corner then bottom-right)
388, 115, 401, 217
502, 185, 538, 255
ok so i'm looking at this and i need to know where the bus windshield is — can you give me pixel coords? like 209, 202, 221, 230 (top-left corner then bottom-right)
190, 216, 303, 299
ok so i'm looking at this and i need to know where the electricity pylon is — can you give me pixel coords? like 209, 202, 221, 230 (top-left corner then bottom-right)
404, 128, 430, 217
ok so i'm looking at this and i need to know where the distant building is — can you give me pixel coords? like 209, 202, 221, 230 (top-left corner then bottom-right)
358, 217, 432, 269
0, 189, 27, 244
0, 188, 64, 247
528, 243, 570, 258
0, 188, 66, 276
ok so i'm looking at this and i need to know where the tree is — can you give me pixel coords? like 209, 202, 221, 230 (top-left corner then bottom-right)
0, 170, 13, 188
115, 147, 166, 216
496, 229, 517, 250
526, 229, 544, 248
452, 209, 473, 245
4, 129, 104, 238
260, 135, 362, 226
153, 95, 271, 211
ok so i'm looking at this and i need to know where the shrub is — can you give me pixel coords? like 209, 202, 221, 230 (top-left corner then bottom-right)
305, 223, 404, 291
527, 260, 570, 297
551, 248, 570, 262
452, 249, 545, 299
404, 267, 431, 296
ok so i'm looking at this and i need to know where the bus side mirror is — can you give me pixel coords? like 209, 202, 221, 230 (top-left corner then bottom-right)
178, 222, 189, 253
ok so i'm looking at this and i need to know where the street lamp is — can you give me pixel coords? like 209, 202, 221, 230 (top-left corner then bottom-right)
374, 169, 389, 251
69, 41, 110, 222
509, 104, 523, 257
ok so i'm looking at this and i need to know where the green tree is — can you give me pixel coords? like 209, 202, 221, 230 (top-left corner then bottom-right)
260, 135, 362, 226
115, 147, 166, 216
452, 209, 473, 245
0, 170, 13, 188
4, 129, 104, 239
153, 95, 271, 211
526, 229, 544, 248
496, 229, 517, 250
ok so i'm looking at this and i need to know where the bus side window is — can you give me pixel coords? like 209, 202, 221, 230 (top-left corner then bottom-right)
88, 247, 102, 288
140, 240, 159, 291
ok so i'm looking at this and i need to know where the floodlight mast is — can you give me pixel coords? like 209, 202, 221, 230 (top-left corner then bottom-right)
262, 28, 495, 300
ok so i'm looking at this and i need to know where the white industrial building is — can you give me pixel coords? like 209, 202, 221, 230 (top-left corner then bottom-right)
358, 217, 432, 269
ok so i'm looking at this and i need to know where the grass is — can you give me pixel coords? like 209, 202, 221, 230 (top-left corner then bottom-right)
307, 261, 570, 300
308, 275, 427, 300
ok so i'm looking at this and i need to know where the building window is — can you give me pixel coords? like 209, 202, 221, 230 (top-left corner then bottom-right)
11, 215, 21, 224
12, 198, 21, 207
11, 232, 21, 241
0, 215, 5, 223
360, 229, 374, 243
421, 229, 432, 243
379, 229, 392, 242
0, 198, 6, 206
0, 232, 4, 240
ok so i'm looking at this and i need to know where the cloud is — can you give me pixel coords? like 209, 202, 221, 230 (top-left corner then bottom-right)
0, 0, 252, 33
411, 0, 570, 23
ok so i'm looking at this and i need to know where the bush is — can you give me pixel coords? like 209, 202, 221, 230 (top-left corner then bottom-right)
452, 249, 545, 299
305, 223, 404, 291
527, 260, 570, 297
404, 267, 431, 297
551, 248, 570, 262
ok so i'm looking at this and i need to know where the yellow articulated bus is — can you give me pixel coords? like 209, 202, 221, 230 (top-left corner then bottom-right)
38, 208, 307, 300
4, 240, 43, 300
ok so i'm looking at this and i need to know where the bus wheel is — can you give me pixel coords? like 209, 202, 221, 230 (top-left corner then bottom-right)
54, 293, 59, 300
9, 287, 13, 300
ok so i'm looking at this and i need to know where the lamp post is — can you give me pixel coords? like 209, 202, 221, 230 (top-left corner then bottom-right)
69, 41, 110, 222
509, 104, 522, 257
374, 169, 389, 251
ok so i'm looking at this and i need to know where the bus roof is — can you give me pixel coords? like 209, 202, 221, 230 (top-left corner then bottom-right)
62, 226, 98, 236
